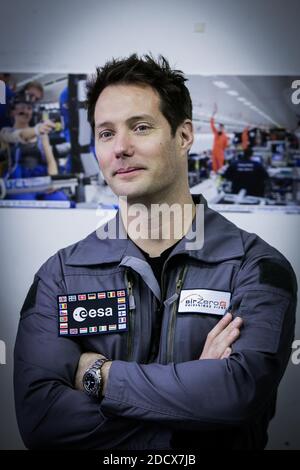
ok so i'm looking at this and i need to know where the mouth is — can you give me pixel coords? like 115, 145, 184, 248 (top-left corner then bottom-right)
114, 167, 145, 176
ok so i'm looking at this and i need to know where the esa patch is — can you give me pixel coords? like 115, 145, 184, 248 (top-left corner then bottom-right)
57, 289, 128, 337
259, 259, 296, 295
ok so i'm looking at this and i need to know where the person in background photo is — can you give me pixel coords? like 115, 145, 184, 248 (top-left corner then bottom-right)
241, 126, 250, 151
0, 93, 57, 175
0, 73, 16, 129
21, 80, 44, 104
0, 77, 44, 130
0, 93, 68, 201
224, 147, 269, 197
210, 103, 228, 172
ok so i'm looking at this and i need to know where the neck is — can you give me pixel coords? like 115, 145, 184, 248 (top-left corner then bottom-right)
14, 120, 28, 129
119, 184, 196, 257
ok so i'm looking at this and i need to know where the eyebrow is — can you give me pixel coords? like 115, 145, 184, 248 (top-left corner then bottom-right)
95, 114, 156, 129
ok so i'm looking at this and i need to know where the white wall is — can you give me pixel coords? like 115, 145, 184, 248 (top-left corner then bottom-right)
0, 0, 300, 75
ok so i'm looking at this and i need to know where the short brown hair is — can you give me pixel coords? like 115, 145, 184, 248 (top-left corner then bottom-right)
23, 81, 44, 97
86, 53, 192, 137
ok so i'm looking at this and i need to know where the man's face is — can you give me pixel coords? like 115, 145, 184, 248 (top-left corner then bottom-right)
25, 86, 43, 102
94, 83, 191, 201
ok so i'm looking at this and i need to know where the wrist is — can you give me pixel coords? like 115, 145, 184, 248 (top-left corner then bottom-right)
101, 361, 112, 396
82, 357, 110, 399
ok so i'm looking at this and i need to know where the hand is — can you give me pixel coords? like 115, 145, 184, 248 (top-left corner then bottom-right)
199, 313, 242, 360
75, 352, 107, 392
36, 119, 56, 135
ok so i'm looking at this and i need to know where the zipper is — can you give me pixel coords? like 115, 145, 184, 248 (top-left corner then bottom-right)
147, 294, 162, 363
146, 259, 170, 363
125, 269, 136, 361
166, 265, 188, 363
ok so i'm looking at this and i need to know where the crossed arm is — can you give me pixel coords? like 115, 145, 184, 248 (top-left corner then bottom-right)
15, 255, 295, 448
75, 312, 243, 396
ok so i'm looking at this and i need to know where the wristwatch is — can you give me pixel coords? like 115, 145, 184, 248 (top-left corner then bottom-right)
82, 358, 109, 398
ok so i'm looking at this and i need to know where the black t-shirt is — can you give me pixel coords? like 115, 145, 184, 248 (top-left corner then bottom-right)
139, 241, 181, 285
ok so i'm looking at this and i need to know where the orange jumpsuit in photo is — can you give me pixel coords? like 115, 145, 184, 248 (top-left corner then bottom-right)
210, 117, 228, 172
242, 127, 249, 150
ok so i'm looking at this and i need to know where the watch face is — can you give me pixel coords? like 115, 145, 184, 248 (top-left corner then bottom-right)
83, 371, 98, 395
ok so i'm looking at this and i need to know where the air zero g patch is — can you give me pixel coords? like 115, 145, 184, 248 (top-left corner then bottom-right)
57, 289, 128, 337
178, 289, 231, 316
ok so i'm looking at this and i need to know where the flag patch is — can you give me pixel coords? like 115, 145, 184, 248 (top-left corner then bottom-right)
57, 289, 129, 337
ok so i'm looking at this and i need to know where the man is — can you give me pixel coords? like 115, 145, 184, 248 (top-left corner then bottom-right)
21, 80, 44, 103
224, 147, 269, 197
14, 54, 297, 450
210, 103, 228, 172
0, 93, 57, 177
0, 79, 44, 130
0, 93, 70, 201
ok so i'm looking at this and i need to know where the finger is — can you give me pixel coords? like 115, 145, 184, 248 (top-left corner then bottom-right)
205, 326, 240, 360
43, 119, 56, 127
217, 316, 243, 342
47, 120, 57, 128
207, 312, 233, 340
213, 324, 241, 357
221, 347, 232, 359
39, 125, 48, 134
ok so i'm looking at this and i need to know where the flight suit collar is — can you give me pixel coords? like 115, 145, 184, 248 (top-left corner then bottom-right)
65, 194, 245, 266
174, 194, 245, 263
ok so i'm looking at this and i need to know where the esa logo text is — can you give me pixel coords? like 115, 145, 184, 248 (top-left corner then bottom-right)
73, 307, 113, 322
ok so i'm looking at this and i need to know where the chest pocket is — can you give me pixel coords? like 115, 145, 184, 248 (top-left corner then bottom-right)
170, 262, 237, 363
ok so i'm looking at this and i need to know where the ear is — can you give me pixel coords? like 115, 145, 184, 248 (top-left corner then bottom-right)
178, 119, 194, 153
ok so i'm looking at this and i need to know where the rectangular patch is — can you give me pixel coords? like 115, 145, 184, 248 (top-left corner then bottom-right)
259, 259, 295, 295
178, 289, 231, 316
57, 289, 128, 337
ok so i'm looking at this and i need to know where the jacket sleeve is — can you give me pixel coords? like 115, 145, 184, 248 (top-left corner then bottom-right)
101, 254, 297, 430
14, 256, 160, 449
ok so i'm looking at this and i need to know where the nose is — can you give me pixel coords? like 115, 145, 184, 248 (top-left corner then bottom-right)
112, 130, 134, 159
